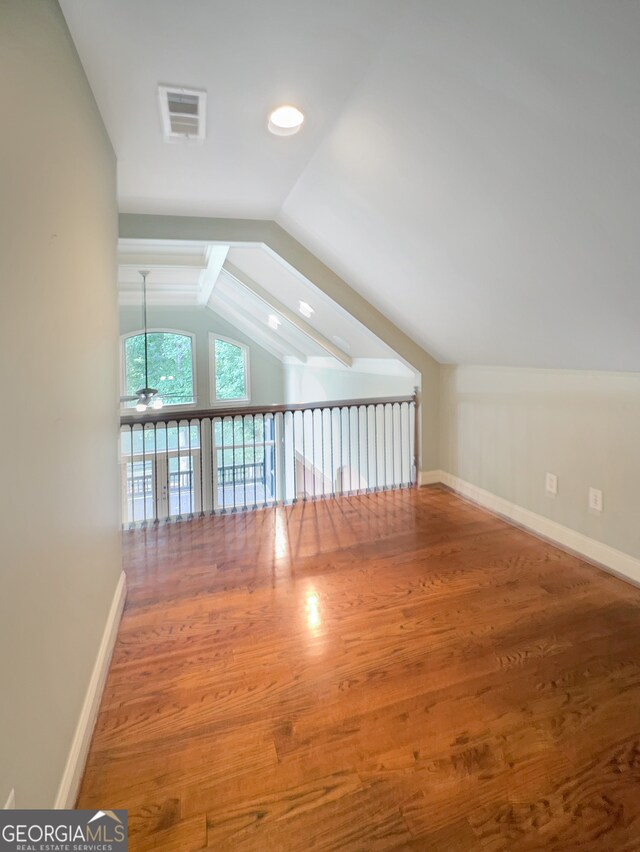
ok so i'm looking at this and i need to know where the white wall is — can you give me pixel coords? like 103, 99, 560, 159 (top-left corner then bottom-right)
284, 361, 416, 405
0, 0, 121, 806
440, 366, 640, 560
283, 361, 417, 495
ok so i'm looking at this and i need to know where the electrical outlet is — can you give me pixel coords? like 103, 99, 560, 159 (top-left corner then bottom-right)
589, 487, 603, 512
545, 472, 558, 496
4, 788, 15, 809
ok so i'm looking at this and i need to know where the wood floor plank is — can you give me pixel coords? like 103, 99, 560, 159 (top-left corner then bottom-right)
201, 769, 363, 848
129, 814, 206, 852
80, 725, 278, 807
77, 487, 640, 850
205, 779, 414, 851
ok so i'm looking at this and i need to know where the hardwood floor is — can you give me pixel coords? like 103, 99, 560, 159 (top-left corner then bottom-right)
77, 486, 640, 850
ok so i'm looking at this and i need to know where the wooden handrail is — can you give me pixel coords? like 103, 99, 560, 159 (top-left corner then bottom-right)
120, 394, 416, 427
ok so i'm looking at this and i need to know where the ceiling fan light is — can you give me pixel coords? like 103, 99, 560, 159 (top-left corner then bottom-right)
135, 401, 147, 413
151, 397, 163, 410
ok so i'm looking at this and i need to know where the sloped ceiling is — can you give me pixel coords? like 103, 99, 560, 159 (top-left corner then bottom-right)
58, 0, 398, 217
117, 239, 406, 365
61, 0, 640, 369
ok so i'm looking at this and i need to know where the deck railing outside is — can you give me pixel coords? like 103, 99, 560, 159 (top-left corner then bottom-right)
119, 395, 418, 527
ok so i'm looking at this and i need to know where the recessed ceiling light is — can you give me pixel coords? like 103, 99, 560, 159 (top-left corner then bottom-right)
268, 105, 304, 136
299, 300, 314, 318
268, 314, 281, 329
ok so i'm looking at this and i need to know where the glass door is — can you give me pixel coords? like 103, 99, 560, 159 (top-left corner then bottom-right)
123, 457, 156, 525
121, 422, 202, 524
165, 451, 201, 518
213, 415, 276, 511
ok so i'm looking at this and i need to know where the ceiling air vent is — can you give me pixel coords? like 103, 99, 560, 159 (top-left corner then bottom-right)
158, 85, 206, 142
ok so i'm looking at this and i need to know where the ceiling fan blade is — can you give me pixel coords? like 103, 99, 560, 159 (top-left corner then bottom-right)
120, 395, 139, 402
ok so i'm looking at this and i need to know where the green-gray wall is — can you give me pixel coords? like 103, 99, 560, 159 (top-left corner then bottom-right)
0, 0, 121, 807
119, 305, 285, 407
440, 366, 640, 561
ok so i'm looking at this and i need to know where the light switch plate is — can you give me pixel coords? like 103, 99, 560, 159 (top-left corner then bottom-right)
545, 472, 558, 495
589, 487, 603, 512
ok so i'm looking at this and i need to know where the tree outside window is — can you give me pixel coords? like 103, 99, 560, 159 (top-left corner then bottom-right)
123, 331, 195, 406
212, 337, 249, 402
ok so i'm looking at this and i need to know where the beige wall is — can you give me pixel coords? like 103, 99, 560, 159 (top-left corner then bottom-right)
440, 365, 640, 560
0, 0, 121, 807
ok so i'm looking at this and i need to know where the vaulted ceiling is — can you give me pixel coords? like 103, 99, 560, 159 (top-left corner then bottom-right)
117, 239, 413, 375
61, 0, 640, 370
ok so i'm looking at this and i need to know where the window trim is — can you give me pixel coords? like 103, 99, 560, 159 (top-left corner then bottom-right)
120, 328, 197, 411
209, 333, 251, 407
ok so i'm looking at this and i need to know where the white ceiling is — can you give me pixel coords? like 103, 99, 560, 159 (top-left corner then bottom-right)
59, 0, 399, 217
118, 240, 227, 305
225, 246, 391, 358
117, 239, 407, 370
63, 0, 640, 369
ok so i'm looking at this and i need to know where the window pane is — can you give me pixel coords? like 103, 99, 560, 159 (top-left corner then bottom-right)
215, 338, 247, 400
124, 332, 194, 406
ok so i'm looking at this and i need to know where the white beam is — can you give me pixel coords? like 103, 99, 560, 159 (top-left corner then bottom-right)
222, 261, 352, 368
117, 253, 207, 268
208, 292, 307, 364
198, 245, 228, 305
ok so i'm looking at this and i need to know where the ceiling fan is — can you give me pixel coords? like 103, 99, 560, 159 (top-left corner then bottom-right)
120, 270, 164, 412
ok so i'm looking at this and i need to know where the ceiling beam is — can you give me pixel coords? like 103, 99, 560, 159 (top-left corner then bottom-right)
117, 254, 207, 268
198, 245, 228, 305
222, 261, 352, 368
208, 290, 308, 364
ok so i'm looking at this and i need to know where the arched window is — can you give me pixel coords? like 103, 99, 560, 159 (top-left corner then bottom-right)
122, 330, 195, 407
209, 334, 250, 404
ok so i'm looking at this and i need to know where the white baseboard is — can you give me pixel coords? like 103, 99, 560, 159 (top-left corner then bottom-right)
419, 469, 446, 486
54, 570, 126, 809
420, 471, 640, 588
